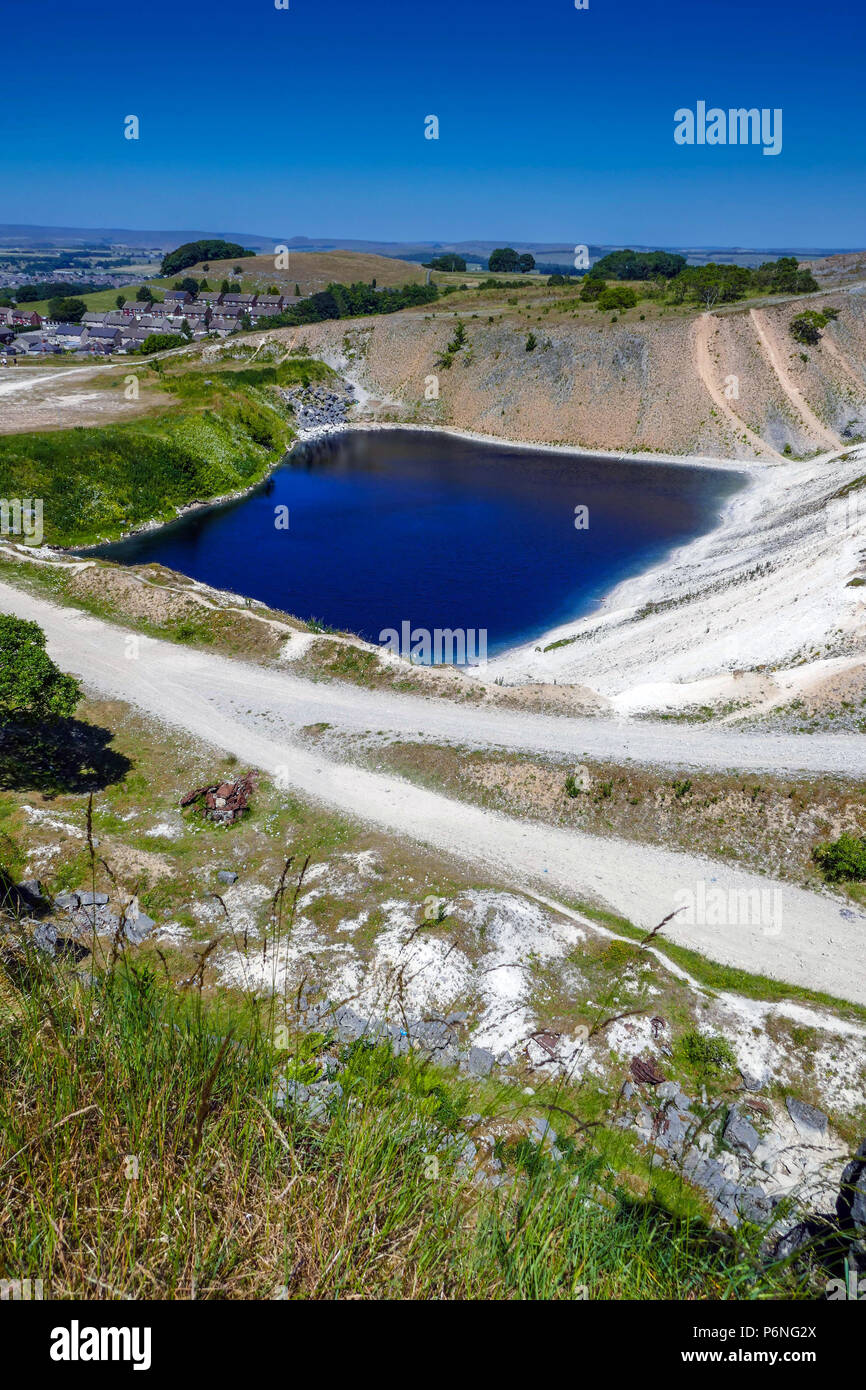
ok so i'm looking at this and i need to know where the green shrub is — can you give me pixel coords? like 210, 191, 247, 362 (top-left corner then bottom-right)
675, 1030, 737, 1078
813, 832, 866, 882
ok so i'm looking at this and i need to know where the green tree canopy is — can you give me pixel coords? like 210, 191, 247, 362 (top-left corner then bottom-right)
580, 277, 607, 302
592, 250, 686, 281
161, 240, 253, 278
47, 297, 87, 323
425, 254, 467, 272
0, 616, 81, 722
488, 247, 521, 273
169, 277, 199, 298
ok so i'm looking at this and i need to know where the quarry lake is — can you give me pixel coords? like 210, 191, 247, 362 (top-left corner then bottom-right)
94, 429, 746, 657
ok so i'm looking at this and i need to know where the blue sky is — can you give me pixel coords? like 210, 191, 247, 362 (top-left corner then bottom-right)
2, 0, 863, 246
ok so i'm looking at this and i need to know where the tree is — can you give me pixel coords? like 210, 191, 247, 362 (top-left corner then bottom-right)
525, 332, 537, 351
0, 616, 80, 723
425, 254, 467, 272
116, 294, 125, 309
47, 296, 87, 323
136, 285, 154, 303
518, 253, 535, 274
295, 284, 301, 297
593, 250, 686, 281
181, 318, 192, 339
240, 311, 252, 331
488, 247, 521, 273
173, 277, 199, 298
199, 279, 210, 291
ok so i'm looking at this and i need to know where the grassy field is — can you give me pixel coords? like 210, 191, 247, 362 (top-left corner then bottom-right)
17, 284, 164, 318
0, 351, 333, 546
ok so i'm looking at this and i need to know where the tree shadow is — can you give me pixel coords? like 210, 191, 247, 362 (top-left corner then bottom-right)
0, 718, 133, 797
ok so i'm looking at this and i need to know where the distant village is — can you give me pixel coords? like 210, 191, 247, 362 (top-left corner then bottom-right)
0, 286, 303, 358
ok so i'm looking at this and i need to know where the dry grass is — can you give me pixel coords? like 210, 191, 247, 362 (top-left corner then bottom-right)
165, 250, 426, 299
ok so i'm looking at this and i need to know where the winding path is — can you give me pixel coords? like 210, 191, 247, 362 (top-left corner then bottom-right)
2, 580, 865, 1004
749, 308, 841, 450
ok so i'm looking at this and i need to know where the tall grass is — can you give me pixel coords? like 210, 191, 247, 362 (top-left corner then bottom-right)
0, 938, 808, 1300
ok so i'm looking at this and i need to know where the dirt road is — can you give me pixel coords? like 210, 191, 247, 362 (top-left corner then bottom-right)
2, 580, 865, 1003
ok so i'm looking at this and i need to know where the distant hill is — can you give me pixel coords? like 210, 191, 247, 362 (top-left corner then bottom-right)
0, 225, 278, 252
1, 225, 861, 269
802, 250, 866, 286
158, 249, 427, 297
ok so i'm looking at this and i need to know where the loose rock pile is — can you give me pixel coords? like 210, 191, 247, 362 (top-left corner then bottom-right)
181, 772, 257, 825
280, 383, 355, 431
0, 877, 156, 964
617, 1070, 863, 1262
269, 992, 866, 1263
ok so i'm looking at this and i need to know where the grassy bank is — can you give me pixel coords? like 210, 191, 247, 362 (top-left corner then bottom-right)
0, 951, 803, 1300
0, 355, 333, 547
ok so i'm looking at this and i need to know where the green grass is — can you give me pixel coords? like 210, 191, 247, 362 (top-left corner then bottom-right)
0, 948, 807, 1300
20, 286, 161, 318
0, 357, 333, 547
558, 898, 866, 1022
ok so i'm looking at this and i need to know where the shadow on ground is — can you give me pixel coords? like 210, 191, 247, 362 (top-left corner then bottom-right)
0, 719, 132, 797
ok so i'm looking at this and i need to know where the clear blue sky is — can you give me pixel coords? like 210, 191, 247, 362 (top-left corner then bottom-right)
2, 0, 863, 247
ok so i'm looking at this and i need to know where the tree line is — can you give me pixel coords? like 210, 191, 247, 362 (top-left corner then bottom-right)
262, 279, 439, 327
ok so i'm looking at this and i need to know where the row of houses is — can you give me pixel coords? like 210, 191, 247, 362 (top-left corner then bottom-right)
63, 288, 304, 352
0, 283, 305, 359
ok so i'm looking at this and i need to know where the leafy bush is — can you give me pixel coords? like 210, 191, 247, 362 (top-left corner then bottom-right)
596, 286, 637, 312
813, 832, 866, 882
138, 333, 187, 355
675, 1030, 737, 1078
790, 309, 838, 345
580, 277, 607, 302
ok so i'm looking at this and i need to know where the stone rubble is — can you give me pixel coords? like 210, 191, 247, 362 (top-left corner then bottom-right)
0, 877, 157, 958
280, 382, 356, 433
180, 772, 257, 825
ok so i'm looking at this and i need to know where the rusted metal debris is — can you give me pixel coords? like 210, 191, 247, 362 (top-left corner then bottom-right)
629, 1055, 665, 1086
181, 772, 257, 825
